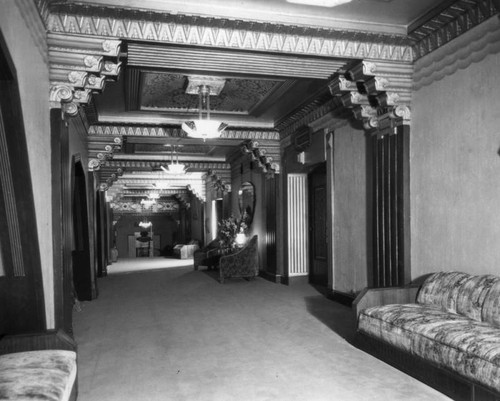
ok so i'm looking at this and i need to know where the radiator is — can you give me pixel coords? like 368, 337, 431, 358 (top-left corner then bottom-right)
287, 174, 308, 276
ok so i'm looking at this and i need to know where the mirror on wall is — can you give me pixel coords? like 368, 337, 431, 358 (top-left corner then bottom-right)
238, 182, 255, 226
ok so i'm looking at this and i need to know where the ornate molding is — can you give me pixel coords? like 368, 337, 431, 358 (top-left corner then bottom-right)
110, 200, 180, 213
277, 96, 351, 139
48, 33, 123, 118
409, 0, 500, 60
328, 60, 413, 129
206, 170, 231, 193
88, 125, 280, 141
46, 6, 413, 62
413, 15, 500, 90
240, 140, 281, 175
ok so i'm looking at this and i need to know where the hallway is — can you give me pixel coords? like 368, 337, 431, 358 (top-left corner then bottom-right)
73, 261, 450, 401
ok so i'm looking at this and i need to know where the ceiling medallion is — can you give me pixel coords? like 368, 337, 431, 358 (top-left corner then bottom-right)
182, 77, 228, 142
286, 0, 352, 6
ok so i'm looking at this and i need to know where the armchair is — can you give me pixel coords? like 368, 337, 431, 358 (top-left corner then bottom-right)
193, 239, 221, 270
219, 235, 259, 284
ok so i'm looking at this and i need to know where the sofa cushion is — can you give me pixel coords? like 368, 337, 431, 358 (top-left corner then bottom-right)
359, 304, 471, 353
456, 275, 500, 322
482, 279, 500, 329
0, 350, 77, 401
416, 271, 470, 313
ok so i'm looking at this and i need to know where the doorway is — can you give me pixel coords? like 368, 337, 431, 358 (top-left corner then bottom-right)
72, 160, 93, 301
309, 163, 328, 286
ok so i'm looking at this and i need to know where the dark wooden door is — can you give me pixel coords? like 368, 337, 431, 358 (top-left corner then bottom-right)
309, 164, 328, 285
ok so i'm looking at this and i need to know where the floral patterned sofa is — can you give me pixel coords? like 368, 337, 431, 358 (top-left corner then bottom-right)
355, 271, 500, 401
0, 330, 77, 401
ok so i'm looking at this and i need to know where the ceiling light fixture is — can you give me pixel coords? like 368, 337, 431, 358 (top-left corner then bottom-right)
181, 84, 228, 141
286, 0, 352, 7
161, 145, 186, 175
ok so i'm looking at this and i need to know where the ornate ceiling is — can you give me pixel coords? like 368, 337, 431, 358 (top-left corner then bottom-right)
38, 0, 500, 209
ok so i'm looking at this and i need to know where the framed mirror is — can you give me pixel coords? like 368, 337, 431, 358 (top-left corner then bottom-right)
238, 182, 255, 226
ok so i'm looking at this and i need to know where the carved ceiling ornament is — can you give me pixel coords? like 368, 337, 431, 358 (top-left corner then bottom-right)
240, 140, 281, 176
328, 59, 413, 133
48, 33, 123, 118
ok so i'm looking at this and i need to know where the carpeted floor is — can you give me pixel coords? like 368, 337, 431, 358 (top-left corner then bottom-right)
73, 259, 451, 401
106, 257, 193, 274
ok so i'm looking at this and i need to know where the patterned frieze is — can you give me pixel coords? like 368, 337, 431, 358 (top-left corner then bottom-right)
88, 125, 280, 141
46, 5, 414, 62
110, 199, 180, 213
408, 0, 500, 60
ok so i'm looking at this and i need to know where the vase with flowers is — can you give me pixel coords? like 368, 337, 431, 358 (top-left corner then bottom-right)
217, 213, 248, 253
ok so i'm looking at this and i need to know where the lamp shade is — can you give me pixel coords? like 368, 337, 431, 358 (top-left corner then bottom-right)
182, 120, 228, 140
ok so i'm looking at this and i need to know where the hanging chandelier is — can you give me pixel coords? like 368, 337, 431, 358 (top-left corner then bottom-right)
161, 145, 185, 175
181, 82, 228, 141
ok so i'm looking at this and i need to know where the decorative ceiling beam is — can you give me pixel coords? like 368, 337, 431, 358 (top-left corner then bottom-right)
46, 5, 413, 62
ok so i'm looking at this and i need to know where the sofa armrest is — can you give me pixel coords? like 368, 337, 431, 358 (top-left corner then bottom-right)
353, 286, 420, 318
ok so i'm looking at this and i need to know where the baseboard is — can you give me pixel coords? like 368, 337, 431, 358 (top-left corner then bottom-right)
259, 270, 281, 284
328, 289, 356, 307
281, 275, 309, 285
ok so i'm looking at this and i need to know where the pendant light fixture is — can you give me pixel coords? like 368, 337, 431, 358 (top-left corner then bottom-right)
181, 77, 228, 141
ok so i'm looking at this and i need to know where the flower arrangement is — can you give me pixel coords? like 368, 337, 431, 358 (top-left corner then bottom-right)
217, 213, 248, 251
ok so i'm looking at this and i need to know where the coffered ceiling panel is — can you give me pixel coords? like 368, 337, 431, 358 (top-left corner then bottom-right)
140, 72, 285, 115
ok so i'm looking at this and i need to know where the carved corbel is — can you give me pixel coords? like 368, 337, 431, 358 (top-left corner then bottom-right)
390, 105, 412, 125
341, 92, 369, 108
353, 105, 377, 121
102, 61, 122, 77
49, 84, 74, 103
86, 74, 106, 91
61, 102, 79, 117
363, 117, 379, 131
270, 162, 281, 174
73, 89, 92, 103
89, 158, 101, 171
328, 76, 357, 95
83, 55, 104, 73
102, 40, 122, 57
68, 70, 88, 88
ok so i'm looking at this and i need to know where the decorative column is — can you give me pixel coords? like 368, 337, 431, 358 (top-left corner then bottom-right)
328, 60, 413, 287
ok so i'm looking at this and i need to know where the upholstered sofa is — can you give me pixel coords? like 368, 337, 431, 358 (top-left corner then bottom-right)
218, 235, 259, 284
173, 240, 199, 259
0, 330, 78, 401
354, 271, 500, 401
